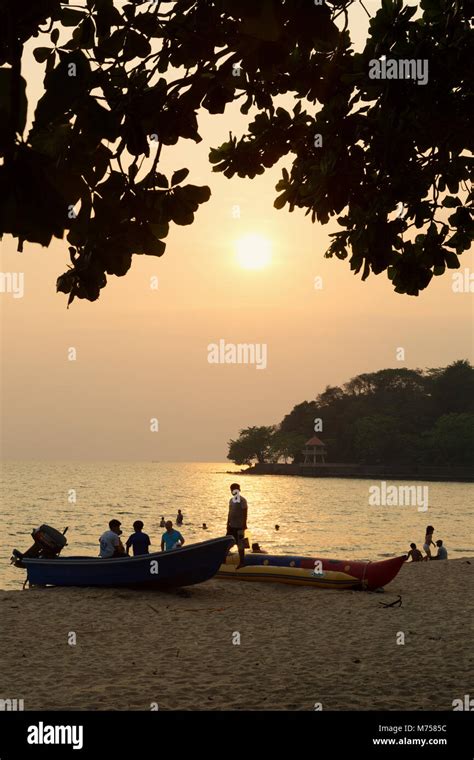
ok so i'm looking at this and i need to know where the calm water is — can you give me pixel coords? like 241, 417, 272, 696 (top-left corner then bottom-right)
1, 461, 473, 590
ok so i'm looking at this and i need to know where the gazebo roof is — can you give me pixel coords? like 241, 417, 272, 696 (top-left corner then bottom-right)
305, 436, 326, 447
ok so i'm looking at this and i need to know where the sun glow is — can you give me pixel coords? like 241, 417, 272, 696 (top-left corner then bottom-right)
235, 234, 272, 270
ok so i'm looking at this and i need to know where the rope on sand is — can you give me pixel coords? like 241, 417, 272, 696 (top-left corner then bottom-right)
379, 595, 402, 608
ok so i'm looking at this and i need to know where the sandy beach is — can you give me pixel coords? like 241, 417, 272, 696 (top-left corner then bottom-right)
1, 557, 472, 711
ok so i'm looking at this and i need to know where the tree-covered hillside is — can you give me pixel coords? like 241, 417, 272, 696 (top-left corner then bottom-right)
227, 360, 474, 466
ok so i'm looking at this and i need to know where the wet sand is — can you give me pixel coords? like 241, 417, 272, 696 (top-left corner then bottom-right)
0, 557, 472, 710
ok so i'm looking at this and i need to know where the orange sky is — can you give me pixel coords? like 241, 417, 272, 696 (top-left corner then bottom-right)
1, 2, 473, 460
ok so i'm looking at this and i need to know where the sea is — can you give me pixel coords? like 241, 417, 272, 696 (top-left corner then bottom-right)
1, 461, 473, 590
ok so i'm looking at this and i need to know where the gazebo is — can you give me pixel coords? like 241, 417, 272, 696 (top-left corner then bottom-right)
302, 436, 327, 465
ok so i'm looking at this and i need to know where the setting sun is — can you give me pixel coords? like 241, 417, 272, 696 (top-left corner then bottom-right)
235, 234, 272, 270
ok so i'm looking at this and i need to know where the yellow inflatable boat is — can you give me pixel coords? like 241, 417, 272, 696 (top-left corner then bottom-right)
217, 552, 406, 590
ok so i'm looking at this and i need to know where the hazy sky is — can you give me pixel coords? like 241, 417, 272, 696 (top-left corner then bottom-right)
1, 2, 473, 461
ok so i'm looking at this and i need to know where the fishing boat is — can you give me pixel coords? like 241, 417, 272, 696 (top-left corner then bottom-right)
217, 552, 406, 590
11, 525, 234, 589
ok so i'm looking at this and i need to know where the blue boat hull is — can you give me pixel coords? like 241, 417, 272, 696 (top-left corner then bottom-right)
22, 537, 234, 589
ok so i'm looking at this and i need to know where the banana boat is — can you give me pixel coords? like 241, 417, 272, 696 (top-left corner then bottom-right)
217, 552, 406, 590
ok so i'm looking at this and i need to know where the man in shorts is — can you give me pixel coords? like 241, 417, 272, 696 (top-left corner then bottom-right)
226, 483, 248, 569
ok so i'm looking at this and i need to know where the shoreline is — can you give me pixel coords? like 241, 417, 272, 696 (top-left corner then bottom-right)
1, 557, 472, 711
232, 463, 474, 483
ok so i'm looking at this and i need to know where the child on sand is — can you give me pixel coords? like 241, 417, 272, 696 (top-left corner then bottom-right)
126, 520, 151, 556
406, 543, 423, 562
423, 525, 436, 560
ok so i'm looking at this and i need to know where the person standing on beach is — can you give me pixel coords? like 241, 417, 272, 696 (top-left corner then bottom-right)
176, 509, 183, 526
423, 525, 436, 560
226, 483, 248, 569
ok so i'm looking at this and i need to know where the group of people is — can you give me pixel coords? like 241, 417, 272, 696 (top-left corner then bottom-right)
99, 483, 248, 567
406, 525, 448, 562
100, 486, 447, 567
159, 511, 209, 531
98, 517, 185, 558
98, 483, 253, 561
159, 510, 184, 528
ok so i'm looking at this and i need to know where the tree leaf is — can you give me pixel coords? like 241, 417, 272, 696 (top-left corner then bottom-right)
72, 17, 96, 49
148, 172, 168, 189
150, 222, 169, 239
60, 8, 86, 26
123, 30, 151, 61
181, 184, 211, 204
97, 28, 127, 58
33, 47, 52, 63
442, 196, 461, 208
171, 168, 189, 185
0, 70, 27, 136
274, 192, 288, 210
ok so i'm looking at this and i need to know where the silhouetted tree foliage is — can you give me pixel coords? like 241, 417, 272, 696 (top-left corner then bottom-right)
271, 360, 474, 465
422, 413, 474, 465
0, 0, 472, 304
228, 425, 276, 464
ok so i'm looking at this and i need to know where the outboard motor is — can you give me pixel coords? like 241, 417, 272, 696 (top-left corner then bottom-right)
11, 525, 68, 567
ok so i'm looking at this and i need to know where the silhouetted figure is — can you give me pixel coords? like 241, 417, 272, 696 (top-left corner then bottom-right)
423, 525, 435, 560
406, 543, 423, 562
126, 520, 151, 556
99, 519, 125, 558
226, 483, 248, 569
431, 539, 448, 560
161, 521, 184, 552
